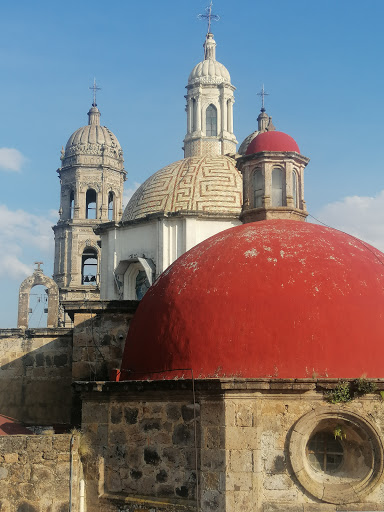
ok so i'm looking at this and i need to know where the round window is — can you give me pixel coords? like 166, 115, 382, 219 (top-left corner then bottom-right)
289, 406, 384, 504
306, 432, 343, 474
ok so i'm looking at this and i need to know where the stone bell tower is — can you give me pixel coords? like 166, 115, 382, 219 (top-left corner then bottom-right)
52, 100, 126, 318
183, 32, 237, 157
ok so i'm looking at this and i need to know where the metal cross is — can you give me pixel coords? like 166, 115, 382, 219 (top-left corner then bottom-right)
257, 84, 269, 112
89, 78, 101, 107
34, 261, 43, 271
198, 1, 220, 34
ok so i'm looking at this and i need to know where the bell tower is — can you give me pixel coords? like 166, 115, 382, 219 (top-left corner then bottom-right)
53, 99, 126, 318
183, 31, 237, 158
237, 126, 309, 224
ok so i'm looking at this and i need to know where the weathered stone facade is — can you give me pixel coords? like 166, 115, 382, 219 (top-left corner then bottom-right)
0, 300, 137, 426
76, 379, 384, 512
52, 105, 126, 323
0, 434, 81, 512
0, 328, 73, 424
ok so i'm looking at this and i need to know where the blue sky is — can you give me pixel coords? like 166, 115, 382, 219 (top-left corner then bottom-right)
1, 0, 384, 327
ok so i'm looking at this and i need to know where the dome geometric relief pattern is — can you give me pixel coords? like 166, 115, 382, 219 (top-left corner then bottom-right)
123, 156, 242, 221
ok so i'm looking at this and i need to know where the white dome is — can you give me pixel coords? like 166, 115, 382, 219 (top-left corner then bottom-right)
188, 59, 231, 85
64, 106, 123, 160
123, 156, 242, 222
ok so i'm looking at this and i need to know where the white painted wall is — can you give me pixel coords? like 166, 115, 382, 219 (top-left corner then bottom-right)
99, 215, 241, 300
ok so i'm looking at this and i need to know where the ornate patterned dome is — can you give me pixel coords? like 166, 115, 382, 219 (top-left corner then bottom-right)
122, 156, 242, 221
63, 106, 123, 161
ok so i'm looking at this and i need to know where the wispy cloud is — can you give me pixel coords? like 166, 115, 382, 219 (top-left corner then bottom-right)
0, 204, 55, 279
312, 190, 384, 252
0, 148, 26, 172
122, 182, 141, 210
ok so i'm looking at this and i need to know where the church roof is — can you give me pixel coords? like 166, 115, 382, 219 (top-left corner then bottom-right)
63, 105, 122, 159
246, 130, 300, 154
187, 33, 231, 86
122, 156, 242, 221
121, 220, 384, 380
188, 59, 231, 85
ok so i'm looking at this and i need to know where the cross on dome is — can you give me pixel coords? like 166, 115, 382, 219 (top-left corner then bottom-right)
257, 84, 269, 113
198, 1, 220, 43
89, 78, 101, 107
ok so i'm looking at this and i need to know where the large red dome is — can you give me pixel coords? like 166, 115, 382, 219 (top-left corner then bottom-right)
121, 220, 384, 380
246, 130, 300, 154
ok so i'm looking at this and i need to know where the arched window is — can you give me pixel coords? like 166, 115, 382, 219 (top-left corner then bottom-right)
271, 168, 284, 207
206, 104, 217, 136
82, 248, 98, 285
108, 191, 114, 221
69, 191, 74, 219
253, 168, 264, 208
192, 98, 196, 132
28, 285, 48, 328
136, 270, 150, 300
86, 189, 97, 219
292, 170, 298, 208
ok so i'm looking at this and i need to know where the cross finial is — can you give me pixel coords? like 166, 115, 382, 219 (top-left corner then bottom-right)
34, 261, 43, 271
89, 78, 101, 107
257, 84, 269, 112
198, 1, 220, 35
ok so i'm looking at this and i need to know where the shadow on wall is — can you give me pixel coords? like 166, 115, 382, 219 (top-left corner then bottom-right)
0, 329, 73, 425
0, 301, 137, 427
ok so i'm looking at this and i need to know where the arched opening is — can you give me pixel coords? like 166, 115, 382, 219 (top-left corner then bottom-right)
206, 104, 217, 136
192, 98, 196, 132
28, 284, 48, 328
108, 191, 114, 221
253, 168, 263, 208
82, 247, 98, 285
227, 98, 231, 132
271, 168, 284, 207
69, 190, 74, 219
135, 270, 150, 300
86, 189, 97, 219
292, 170, 298, 207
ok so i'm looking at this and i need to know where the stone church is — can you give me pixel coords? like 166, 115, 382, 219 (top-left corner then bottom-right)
1, 18, 384, 512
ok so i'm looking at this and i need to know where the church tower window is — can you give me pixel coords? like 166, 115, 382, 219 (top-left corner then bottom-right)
69, 191, 74, 219
253, 168, 263, 208
206, 104, 217, 136
271, 168, 284, 207
292, 170, 298, 208
108, 192, 114, 221
86, 189, 97, 219
82, 247, 98, 285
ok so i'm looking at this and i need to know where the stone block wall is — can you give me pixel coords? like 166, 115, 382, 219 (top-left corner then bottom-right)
0, 434, 81, 512
77, 379, 384, 512
68, 301, 137, 382
78, 382, 199, 511
0, 328, 73, 424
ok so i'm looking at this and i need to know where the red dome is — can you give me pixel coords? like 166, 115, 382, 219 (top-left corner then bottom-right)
246, 131, 300, 154
121, 220, 384, 380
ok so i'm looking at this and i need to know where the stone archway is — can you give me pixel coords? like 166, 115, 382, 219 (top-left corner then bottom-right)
18, 265, 59, 329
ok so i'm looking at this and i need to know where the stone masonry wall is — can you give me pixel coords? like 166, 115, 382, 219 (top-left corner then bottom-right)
0, 328, 73, 424
70, 302, 137, 382
0, 434, 81, 512
78, 380, 384, 512
79, 384, 198, 512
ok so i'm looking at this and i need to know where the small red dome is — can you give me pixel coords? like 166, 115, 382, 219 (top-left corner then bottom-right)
246, 131, 300, 154
121, 220, 384, 380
